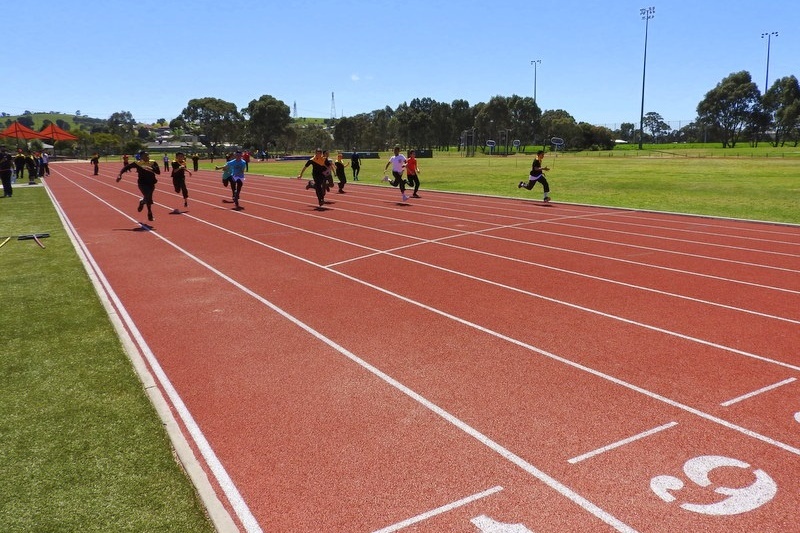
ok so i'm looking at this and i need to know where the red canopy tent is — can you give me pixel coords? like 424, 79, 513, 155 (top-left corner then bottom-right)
39, 123, 78, 142
0, 121, 49, 146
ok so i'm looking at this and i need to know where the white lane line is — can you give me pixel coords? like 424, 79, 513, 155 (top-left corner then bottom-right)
567, 422, 679, 464
720, 378, 797, 407
371, 486, 503, 533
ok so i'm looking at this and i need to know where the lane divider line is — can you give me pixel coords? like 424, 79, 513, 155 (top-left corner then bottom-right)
721, 378, 797, 407
568, 422, 679, 464
371, 486, 503, 533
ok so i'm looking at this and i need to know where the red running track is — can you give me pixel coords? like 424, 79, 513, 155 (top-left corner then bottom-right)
43, 161, 800, 532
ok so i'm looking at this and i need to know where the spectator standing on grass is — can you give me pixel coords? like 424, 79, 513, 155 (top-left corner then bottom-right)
383, 145, 408, 202
25, 152, 37, 184
40, 151, 50, 177
191, 153, 199, 171
14, 149, 26, 183
405, 149, 421, 198
0, 148, 13, 197
171, 152, 192, 208
90, 153, 100, 176
215, 150, 246, 209
334, 152, 349, 193
518, 150, 551, 203
350, 149, 361, 181
117, 151, 161, 222
163, 154, 170, 173
297, 148, 329, 208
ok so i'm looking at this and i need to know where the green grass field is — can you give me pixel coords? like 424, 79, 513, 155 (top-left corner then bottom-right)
238, 147, 800, 224
0, 189, 214, 532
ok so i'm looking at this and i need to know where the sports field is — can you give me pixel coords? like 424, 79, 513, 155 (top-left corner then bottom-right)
2, 152, 798, 531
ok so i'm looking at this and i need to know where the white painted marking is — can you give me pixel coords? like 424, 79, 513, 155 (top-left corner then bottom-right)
568, 422, 678, 464
372, 486, 503, 533
471, 514, 534, 532
651, 455, 777, 516
720, 378, 797, 406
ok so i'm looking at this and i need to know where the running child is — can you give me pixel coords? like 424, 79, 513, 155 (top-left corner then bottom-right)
215, 151, 246, 209
383, 145, 408, 202
518, 150, 551, 203
117, 151, 161, 221
405, 149, 421, 198
171, 152, 192, 208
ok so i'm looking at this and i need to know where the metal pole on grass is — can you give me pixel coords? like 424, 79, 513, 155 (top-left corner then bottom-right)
761, 31, 778, 92
530, 59, 541, 105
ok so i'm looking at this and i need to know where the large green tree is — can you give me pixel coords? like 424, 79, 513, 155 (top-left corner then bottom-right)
763, 75, 800, 147
242, 95, 291, 151
696, 71, 761, 148
179, 97, 242, 154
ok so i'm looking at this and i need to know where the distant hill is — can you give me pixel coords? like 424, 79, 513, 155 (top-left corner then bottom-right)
1, 111, 104, 133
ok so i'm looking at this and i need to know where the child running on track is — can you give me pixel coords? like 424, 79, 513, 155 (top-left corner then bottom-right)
518, 150, 551, 203
383, 145, 408, 202
334, 152, 348, 193
297, 148, 329, 207
405, 149, 421, 198
215, 151, 246, 209
171, 152, 192, 208
117, 151, 161, 221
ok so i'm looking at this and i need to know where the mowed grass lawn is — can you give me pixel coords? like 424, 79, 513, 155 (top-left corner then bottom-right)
0, 148, 796, 531
245, 148, 800, 224
0, 188, 214, 532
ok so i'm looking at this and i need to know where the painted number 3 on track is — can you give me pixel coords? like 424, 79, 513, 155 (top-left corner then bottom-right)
650, 455, 777, 516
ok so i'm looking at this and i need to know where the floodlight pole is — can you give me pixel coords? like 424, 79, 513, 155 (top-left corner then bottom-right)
638, 6, 655, 150
530, 59, 541, 105
761, 31, 778, 92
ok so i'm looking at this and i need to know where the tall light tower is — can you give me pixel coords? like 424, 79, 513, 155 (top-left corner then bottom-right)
530, 59, 541, 105
638, 6, 655, 150
761, 31, 778, 92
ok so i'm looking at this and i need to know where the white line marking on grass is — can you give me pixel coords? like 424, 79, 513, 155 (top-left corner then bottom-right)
721, 378, 797, 407
568, 422, 679, 464
371, 486, 503, 533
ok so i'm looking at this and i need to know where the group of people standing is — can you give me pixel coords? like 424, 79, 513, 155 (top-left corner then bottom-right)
0, 147, 50, 197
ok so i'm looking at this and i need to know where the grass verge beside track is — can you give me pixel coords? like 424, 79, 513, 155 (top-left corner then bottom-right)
0, 186, 214, 532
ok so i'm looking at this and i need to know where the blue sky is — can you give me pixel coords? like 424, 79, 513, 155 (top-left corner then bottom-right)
4, 0, 797, 130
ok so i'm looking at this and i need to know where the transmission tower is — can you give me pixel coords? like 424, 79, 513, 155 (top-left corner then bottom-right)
293, 101, 297, 118
330, 92, 336, 119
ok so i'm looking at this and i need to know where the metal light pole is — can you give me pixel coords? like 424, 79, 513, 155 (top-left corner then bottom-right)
530, 59, 541, 105
761, 31, 778, 92
638, 6, 655, 150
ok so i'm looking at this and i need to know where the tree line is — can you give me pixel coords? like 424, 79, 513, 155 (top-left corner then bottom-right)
7, 69, 798, 156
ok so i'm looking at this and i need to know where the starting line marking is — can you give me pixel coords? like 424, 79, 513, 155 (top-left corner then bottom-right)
371, 486, 503, 533
720, 377, 797, 407
568, 422, 679, 464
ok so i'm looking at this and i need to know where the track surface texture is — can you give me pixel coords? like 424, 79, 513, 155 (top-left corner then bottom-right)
44, 162, 799, 532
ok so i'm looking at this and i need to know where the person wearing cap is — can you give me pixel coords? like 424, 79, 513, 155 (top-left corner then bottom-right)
214, 150, 246, 209
117, 151, 161, 222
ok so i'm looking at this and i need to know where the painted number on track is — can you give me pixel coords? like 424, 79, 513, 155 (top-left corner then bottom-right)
650, 455, 777, 516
